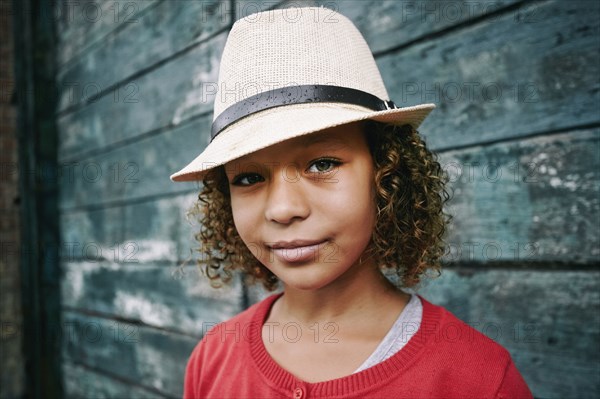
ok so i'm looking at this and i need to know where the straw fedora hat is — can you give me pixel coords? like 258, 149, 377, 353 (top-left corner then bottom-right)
170, 6, 435, 182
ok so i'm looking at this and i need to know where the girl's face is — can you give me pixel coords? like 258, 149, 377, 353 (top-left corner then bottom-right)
225, 122, 377, 291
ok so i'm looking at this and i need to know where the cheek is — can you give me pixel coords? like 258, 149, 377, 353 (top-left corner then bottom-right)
350, 164, 377, 217
229, 196, 246, 235
329, 172, 377, 236
230, 195, 258, 242
354, 167, 378, 240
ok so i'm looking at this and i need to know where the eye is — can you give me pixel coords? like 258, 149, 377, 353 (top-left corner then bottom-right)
231, 173, 264, 186
307, 158, 341, 173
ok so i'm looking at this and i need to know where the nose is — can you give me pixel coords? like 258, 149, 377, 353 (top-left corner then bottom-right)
264, 167, 310, 225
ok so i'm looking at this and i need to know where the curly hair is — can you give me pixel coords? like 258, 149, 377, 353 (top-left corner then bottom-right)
186, 120, 451, 291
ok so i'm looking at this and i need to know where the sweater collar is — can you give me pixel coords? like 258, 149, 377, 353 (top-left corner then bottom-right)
248, 292, 444, 397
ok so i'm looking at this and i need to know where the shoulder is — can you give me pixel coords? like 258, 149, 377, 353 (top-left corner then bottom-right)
416, 296, 533, 397
419, 295, 513, 361
184, 293, 281, 397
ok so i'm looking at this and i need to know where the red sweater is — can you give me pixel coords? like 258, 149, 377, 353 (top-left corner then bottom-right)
184, 293, 533, 398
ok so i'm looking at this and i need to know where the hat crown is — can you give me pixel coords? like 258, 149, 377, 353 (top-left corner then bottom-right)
214, 7, 389, 121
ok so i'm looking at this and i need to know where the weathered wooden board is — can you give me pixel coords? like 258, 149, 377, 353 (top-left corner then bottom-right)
314, 0, 521, 54
60, 192, 200, 263
417, 269, 600, 398
61, 262, 242, 334
439, 128, 599, 264
52, 1, 600, 397
57, 0, 229, 112
377, 0, 600, 149
57, 31, 226, 161
56, 1, 160, 69
63, 361, 168, 399
234, 0, 283, 16
61, 310, 197, 397
58, 114, 208, 210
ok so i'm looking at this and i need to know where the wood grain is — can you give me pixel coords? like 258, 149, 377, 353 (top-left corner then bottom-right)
377, 0, 600, 149
439, 128, 599, 264
57, 0, 229, 112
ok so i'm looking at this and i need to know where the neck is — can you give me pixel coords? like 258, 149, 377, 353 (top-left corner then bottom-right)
275, 259, 408, 325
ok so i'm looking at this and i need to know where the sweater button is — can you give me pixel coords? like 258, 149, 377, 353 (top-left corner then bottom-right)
293, 387, 304, 399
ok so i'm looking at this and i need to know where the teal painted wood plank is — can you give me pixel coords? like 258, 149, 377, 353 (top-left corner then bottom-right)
61, 311, 196, 397
57, 32, 226, 160
234, 0, 314, 19
377, 0, 600, 149
439, 128, 599, 264
58, 114, 208, 210
417, 269, 600, 398
233, 0, 284, 21
319, 0, 521, 54
57, 0, 229, 112
56, 1, 160, 69
63, 362, 167, 399
61, 262, 242, 334
60, 192, 199, 263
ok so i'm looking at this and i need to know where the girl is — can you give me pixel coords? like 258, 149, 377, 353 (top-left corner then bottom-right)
171, 6, 533, 399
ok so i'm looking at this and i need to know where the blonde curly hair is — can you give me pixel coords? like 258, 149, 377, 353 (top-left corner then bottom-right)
186, 120, 451, 291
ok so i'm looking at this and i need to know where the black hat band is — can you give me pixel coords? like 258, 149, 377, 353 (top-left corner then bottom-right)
211, 84, 397, 141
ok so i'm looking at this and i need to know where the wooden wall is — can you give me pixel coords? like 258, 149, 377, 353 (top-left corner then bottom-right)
54, 1, 599, 397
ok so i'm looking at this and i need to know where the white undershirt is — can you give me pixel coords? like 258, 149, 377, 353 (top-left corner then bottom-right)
353, 293, 423, 373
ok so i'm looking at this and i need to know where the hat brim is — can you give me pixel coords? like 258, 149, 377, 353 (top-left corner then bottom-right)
170, 102, 435, 182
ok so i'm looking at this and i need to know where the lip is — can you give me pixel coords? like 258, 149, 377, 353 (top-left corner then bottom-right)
269, 239, 324, 249
268, 239, 327, 263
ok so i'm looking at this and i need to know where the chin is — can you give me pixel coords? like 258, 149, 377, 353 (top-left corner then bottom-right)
282, 281, 332, 292
275, 268, 342, 292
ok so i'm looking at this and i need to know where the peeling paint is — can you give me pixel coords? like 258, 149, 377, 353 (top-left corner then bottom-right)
114, 290, 173, 326
94, 239, 177, 263
549, 176, 578, 191
68, 266, 84, 302
172, 56, 220, 126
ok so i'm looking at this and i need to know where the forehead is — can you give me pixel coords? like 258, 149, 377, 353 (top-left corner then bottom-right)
296, 130, 350, 149
264, 122, 364, 153
224, 122, 366, 170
